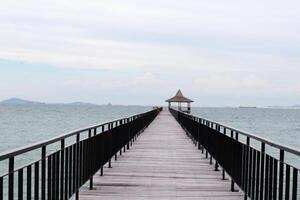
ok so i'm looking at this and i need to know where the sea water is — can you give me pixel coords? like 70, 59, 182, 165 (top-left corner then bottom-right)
0, 105, 299, 168
0, 105, 299, 198
192, 107, 300, 167
192, 107, 300, 198
0, 105, 151, 174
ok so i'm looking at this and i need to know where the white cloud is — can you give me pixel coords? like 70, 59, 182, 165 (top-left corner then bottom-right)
0, 0, 300, 105
0, 0, 299, 70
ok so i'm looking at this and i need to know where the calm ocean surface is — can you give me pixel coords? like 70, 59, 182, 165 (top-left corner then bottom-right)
192, 107, 300, 151
0, 105, 151, 175
0, 105, 299, 197
193, 107, 300, 167
0, 105, 151, 154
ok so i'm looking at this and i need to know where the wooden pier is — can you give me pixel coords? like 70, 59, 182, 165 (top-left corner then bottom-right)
1, 107, 298, 199
79, 110, 243, 199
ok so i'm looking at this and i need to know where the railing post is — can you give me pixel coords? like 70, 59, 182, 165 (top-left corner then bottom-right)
60, 139, 65, 200
230, 130, 235, 192
292, 168, 298, 200
75, 134, 80, 200
215, 124, 219, 171
244, 137, 250, 200
108, 159, 112, 168
197, 119, 201, 150
127, 119, 130, 150
129, 119, 133, 146
285, 165, 290, 200
87, 129, 95, 188
100, 167, 104, 176
108, 124, 112, 168
41, 146, 46, 200
222, 127, 226, 179
115, 121, 119, 161
278, 149, 284, 200
115, 120, 118, 161
260, 142, 265, 200
215, 160, 219, 171
0, 176, 3, 200
105, 124, 112, 168
120, 121, 123, 154
8, 157, 14, 200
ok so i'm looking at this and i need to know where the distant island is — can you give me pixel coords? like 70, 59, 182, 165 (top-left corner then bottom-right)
0, 97, 45, 105
0, 97, 100, 106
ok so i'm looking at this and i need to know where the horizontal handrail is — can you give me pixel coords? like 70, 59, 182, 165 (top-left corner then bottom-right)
0, 107, 162, 200
170, 108, 299, 200
175, 109, 300, 156
0, 110, 156, 161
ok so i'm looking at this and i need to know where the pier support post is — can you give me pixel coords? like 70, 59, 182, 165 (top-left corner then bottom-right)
215, 161, 219, 171
100, 167, 103, 176
89, 177, 93, 190
222, 169, 225, 180
231, 180, 235, 192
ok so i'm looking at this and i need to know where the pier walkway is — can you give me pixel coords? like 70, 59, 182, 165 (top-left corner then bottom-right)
79, 111, 243, 199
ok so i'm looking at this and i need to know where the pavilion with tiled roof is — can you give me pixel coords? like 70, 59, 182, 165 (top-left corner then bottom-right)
166, 90, 193, 113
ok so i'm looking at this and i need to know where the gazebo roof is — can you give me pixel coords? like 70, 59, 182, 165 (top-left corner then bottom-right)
165, 90, 193, 103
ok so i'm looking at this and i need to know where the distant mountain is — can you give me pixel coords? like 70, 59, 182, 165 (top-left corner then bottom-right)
0, 98, 101, 106
0, 98, 44, 105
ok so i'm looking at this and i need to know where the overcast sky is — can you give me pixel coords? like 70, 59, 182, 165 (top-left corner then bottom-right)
0, 0, 299, 106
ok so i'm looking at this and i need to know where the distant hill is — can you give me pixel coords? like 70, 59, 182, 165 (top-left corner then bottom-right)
0, 98, 44, 105
0, 98, 100, 106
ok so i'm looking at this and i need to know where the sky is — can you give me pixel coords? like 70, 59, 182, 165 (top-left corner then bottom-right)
0, 0, 300, 106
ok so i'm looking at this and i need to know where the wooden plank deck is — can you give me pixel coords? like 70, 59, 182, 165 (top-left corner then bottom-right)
79, 110, 243, 199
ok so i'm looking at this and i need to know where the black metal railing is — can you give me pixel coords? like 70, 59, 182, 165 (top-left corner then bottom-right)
170, 108, 299, 200
0, 107, 162, 200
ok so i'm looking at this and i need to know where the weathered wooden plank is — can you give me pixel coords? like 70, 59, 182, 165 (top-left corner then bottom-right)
79, 110, 243, 199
